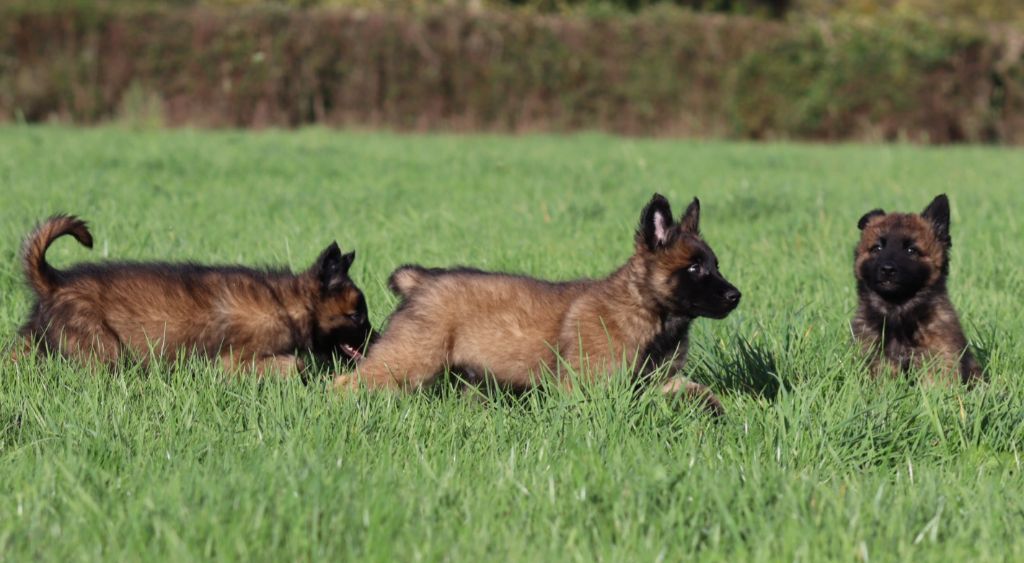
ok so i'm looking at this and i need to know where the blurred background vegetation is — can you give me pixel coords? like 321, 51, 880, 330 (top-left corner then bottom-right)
3, 0, 1023, 142
16, 0, 1022, 20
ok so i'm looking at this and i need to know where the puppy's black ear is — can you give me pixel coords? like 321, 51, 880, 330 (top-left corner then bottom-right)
921, 194, 951, 246
679, 197, 700, 234
315, 242, 353, 292
857, 209, 885, 230
637, 193, 674, 250
340, 250, 355, 273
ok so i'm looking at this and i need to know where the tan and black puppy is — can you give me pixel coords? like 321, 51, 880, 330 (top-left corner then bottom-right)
333, 194, 741, 414
19, 215, 373, 375
852, 194, 982, 384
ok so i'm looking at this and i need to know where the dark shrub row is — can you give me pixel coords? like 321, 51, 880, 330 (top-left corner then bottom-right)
2, 6, 1022, 142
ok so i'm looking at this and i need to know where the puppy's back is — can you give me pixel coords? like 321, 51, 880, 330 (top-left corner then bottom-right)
390, 267, 589, 337
392, 266, 587, 312
383, 267, 593, 382
30, 261, 305, 359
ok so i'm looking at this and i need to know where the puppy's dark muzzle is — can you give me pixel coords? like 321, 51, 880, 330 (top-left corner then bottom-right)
335, 323, 375, 361
720, 289, 742, 316
702, 287, 741, 319
878, 263, 898, 282
724, 289, 742, 306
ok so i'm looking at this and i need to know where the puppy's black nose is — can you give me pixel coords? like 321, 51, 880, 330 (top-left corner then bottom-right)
879, 263, 896, 278
724, 289, 741, 304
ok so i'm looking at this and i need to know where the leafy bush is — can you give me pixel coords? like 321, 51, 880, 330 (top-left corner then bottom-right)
730, 15, 1023, 142
2, 6, 1022, 142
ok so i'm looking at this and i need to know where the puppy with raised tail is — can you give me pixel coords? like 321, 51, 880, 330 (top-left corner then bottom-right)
18, 215, 373, 375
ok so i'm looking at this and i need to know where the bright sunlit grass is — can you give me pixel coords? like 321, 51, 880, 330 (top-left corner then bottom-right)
1, 126, 1022, 560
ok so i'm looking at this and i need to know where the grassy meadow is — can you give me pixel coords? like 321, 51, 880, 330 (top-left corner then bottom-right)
1, 126, 1023, 561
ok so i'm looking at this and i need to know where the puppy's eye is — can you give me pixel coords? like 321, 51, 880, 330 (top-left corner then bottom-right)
905, 247, 919, 256
687, 263, 701, 274
347, 312, 364, 323
869, 244, 883, 254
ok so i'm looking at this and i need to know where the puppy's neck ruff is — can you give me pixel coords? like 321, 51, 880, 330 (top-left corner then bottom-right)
609, 255, 670, 322
859, 279, 947, 322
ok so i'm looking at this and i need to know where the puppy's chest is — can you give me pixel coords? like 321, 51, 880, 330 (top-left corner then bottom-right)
865, 318, 935, 371
881, 333, 920, 371
639, 317, 692, 368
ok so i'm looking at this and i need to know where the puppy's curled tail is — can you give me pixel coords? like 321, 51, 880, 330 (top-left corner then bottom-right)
388, 265, 431, 299
21, 214, 93, 297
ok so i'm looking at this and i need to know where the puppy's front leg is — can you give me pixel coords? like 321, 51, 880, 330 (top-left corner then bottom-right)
661, 376, 725, 417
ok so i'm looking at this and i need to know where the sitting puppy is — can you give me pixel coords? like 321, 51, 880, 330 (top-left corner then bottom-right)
333, 194, 741, 415
852, 195, 982, 384
18, 215, 372, 375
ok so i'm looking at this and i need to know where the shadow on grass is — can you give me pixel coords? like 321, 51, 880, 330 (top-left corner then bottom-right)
968, 322, 997, 382
690, 335, 787, 401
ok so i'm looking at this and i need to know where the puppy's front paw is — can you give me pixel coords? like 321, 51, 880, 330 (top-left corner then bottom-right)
661, 377, 725, 417
692, 388, 725, 418
331, 374, 359, 393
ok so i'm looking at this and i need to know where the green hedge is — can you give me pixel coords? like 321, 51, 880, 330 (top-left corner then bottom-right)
730, 16, 1023, 142
3, 0, 792, 17
2, 6, 1022, 142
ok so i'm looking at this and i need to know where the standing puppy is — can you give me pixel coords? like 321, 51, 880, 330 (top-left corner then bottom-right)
333, 194, 741, 414
852, 194, 982, 384
19, 215, 373, 374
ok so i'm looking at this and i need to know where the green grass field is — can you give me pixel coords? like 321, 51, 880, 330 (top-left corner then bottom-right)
1, 126, 1023, 561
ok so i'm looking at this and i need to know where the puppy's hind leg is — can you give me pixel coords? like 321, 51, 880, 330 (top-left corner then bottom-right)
961, 352, 984, 385
8, 336, 34, 363
38, 302, 123, 368
58, 326, 122, 369
220, 350, 304, 378
332, 320, 448, 393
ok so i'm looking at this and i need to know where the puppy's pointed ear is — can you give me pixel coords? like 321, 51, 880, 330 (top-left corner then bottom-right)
315, 242, 353, 292
857, 209, 885, 230
637, 193, 674, 250
679, 197, 700, 234
340, 250, 355, 273
921, 194, 951, 246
